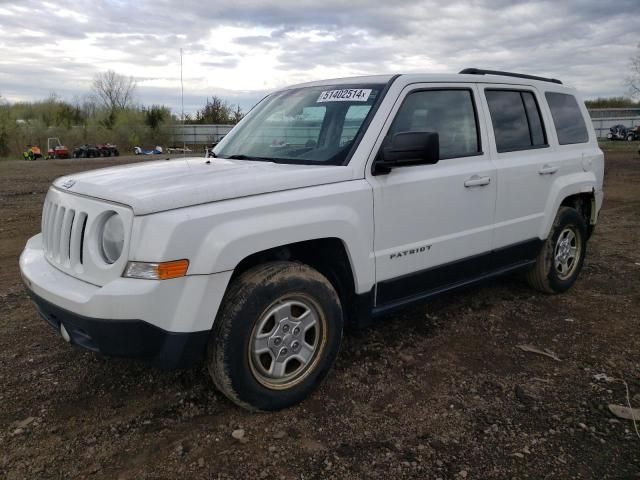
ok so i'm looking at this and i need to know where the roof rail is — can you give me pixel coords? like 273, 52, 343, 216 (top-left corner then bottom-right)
459, 68, 562, 85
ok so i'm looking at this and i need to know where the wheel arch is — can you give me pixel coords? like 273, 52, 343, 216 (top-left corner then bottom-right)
560, 191, 597, 237
540, 173, 598, 240
228, 238, 366, 329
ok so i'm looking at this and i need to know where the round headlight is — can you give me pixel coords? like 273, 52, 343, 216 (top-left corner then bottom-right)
101, 213, 124, 264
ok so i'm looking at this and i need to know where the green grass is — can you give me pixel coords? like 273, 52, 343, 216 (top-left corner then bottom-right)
598, 139, 640, 152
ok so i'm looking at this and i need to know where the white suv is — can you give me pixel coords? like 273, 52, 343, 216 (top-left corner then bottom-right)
20, 69, 604, 411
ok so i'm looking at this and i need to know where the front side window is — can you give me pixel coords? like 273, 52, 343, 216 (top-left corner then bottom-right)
485, 90, 547, 153
386, 89, 480, 159
215, 84, 384, 165
545, 92, 589, 145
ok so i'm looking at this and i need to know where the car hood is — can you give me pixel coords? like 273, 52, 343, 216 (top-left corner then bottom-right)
53, 157, 353, 215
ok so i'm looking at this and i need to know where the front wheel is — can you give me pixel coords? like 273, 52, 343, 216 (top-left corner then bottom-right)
527, 207, 587, 293
207, 261, 343, 411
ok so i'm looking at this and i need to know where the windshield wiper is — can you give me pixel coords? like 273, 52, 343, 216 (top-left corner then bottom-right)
223, 154, 273, 162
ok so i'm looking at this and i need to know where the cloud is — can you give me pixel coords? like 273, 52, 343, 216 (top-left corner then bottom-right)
0, 0, 637, 114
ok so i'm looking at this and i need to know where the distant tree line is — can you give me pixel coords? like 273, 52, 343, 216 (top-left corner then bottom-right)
585, 97, 640, 109
185, 96, 244, 125
0, 70, 244, 158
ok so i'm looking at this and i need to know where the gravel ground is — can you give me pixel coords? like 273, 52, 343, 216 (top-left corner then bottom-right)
0, 150, 639, 479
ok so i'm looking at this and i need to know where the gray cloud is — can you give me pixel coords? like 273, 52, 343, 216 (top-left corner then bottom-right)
0, 0, 637, 114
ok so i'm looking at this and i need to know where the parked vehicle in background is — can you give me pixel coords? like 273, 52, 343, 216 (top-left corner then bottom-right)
46, 138, 70, 159
20, 69, 604, 411
607, 124, 639, 141
73, 144, 101, 158
22, 145, 43, 161
97, 143, 120, 157
134, 146, 163, 155
167, 146, 193, 155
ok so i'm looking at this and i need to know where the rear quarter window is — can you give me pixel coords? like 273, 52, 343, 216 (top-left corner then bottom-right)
544, 92, 589, 145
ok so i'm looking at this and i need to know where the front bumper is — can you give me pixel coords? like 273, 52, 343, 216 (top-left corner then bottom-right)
20, 234, 233, 369
27, 288, 208, 369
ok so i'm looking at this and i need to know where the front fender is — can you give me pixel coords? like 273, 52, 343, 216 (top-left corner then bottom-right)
129, 181, 375, 294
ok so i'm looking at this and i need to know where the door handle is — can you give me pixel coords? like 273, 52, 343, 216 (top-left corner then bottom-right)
539, 164, 559, 175
464, 175, 491, 187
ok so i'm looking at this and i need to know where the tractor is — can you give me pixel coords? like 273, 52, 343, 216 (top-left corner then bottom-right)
22, 145, 42, 161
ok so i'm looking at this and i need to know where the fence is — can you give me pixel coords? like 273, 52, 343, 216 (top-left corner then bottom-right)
170, 121, 362, 146
587, 108, 640, 119
170, 124, 234, 145
588, 115, 640, 138
173, 112, 640, 145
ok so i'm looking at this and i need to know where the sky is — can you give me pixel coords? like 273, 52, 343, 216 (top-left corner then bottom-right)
0, 0, 638, 114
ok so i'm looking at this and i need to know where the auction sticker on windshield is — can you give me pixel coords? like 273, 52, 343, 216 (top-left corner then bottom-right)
317, 89, 372, 103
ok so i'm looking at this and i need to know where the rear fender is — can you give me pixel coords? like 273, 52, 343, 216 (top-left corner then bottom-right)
539, 171, 597, 240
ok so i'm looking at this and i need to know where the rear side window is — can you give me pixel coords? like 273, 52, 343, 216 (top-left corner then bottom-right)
485, 90, 547, 152
545, 92, 589, 145
387, 89, 480, 159
522, 92, 546, 146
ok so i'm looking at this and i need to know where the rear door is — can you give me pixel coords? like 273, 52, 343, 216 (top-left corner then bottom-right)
479, 85, 559, 249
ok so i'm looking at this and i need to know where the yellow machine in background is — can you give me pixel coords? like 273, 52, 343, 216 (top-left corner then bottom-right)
23, 145, 43, 161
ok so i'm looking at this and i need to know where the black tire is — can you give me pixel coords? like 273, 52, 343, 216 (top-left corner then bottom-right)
527, 207, 587, 293
207, 261, 343, 411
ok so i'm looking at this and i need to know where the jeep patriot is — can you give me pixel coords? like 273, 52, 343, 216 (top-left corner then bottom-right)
20, 69, 604, 410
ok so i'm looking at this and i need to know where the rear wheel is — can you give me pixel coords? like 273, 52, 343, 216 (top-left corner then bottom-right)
527, 207, 587, 293
207, 261, 343, 411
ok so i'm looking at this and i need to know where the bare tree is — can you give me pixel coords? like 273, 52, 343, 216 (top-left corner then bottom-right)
628, 43, 640, 98
91, 70, 137, 113
231, 104, 244, 123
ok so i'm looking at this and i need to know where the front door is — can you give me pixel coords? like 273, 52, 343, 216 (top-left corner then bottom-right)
367, 85, 497, 306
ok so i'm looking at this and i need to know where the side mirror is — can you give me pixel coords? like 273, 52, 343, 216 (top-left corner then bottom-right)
374, 131, 439, 175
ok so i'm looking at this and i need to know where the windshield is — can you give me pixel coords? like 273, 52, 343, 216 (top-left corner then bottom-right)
214, 84, 385, 165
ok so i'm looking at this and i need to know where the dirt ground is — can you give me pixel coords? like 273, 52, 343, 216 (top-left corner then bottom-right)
0, 149, 639, 479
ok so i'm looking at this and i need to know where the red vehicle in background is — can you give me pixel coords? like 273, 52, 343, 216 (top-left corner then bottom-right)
46, 138, 70, 159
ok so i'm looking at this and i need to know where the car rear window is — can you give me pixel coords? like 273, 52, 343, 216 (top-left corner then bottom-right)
485, 90, 547, 153
545, 92, 589, 145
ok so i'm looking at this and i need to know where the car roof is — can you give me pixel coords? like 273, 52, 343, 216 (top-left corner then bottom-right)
283, 73, 576, 94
